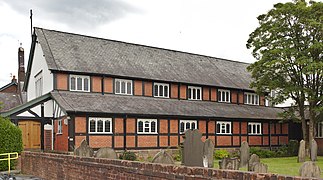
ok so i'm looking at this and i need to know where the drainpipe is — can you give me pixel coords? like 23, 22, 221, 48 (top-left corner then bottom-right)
52, 119, 54, 150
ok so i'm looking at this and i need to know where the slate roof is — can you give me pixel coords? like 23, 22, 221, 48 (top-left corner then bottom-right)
35, 27, 253, 91
0, 93, 22, 113
51, 91, 284, 120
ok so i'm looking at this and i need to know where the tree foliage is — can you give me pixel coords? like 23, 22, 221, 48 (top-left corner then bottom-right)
247, 0, 322, 145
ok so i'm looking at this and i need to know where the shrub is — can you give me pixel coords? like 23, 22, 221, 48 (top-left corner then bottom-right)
0, 118, 23, 171
287, 140, 299, 156
119, 150, 137, 161
214, 149, 230, 159
173, 146, 182, 162
250, 147, 275, 158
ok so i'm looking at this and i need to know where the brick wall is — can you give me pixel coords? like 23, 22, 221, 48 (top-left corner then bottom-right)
21, 151, 307, 180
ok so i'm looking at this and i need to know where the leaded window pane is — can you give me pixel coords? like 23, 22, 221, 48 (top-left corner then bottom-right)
121, 81, 126, 94
154, 85, 158, 96
144, 121, 150, 132
116, 81, 120, 93
77, 77, 82, 90
90, 120, 96, 132
127, 82, 132, 94
71, 77, 76, 90
138, 121, 143, 132
105, 120, 110, 132
151, 121, 156, 132
191, 122, 196, 129
164, 86, 168, 97
97, 120, 103, 132
186, 122, 190, 130
197, 89, 201, 100
180, 122, 185, 132
193, 89, 196, 99
84, 78, 89, 91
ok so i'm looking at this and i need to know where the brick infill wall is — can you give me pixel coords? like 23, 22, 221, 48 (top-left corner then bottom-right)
21, 151, 312, 180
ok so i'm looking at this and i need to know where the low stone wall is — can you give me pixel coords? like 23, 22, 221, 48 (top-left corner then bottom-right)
21, 151, 311, 180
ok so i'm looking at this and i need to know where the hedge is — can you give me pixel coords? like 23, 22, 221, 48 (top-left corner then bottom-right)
0, 117, 23, 171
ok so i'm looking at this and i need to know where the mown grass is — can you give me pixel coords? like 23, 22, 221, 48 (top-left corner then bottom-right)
214, 156, 323, 177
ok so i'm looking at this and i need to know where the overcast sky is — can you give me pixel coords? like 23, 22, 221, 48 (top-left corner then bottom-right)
0, 0, 291, 87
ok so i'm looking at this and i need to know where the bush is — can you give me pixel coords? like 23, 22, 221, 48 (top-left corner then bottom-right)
173, 146, 182, 162
250, 147, 275, 158
214, 149, 230, 159
287, 140, 299, 156
119, 150, 137, 161
0, 118, 23, 171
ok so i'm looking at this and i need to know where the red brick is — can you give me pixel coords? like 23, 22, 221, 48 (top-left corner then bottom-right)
198, 120, 206, 133
144, 81, 153, 96
180, 85, 187, 99
279, 136, 288, 145
233, 122, 240, 134
203, 87, 210, 101
138, 136, 157, 147
276, 123, 281, 134
89, 136, 112, 148
170, 136, 178, 147
75, 116, 86, 133
126, 136, 135, 148
114, 136, 124, 148
134, 80, 143, 96
208, 121, 215, 134
282, 123, 288, 134
233, 136, 240, 146
170, 84, 178, 99
170, 120, 178, 133
91, 76, 102, 92
210, 88, 217, 101
241, 122, 247, 134
159, 136, 168, 147
126, 118, 135, 133
115, 118, 124, 134
56, 73, 68, 90
104, 77, 113, 93
231, 90, 238, 104
159, 119, 168, 134
263, 123, 268, 134
249, 136, 262, 146
216, 136, 231, 146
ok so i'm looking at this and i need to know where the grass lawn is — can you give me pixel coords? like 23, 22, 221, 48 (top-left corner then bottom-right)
214, 156, 323, 177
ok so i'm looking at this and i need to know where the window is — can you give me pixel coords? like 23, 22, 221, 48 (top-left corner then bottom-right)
216, 121, 231, 134
35, 72, 43, 97
154, 83, 169, 98
244, 93, 259, 105
179, 120, 197, 133
70, 75, 90, 92
57, 119, 62, 134
316, 122, 323, 138
218, 89, 230, 102
188, 86, 202, 100
248, 122, 262, 135
89, 117, 112, 134
115, 79, 132, 95
137, 119, 157, 134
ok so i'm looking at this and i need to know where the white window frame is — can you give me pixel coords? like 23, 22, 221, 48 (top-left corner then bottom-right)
218, 89, 230, 102
245, 93, 260, 105
137, 119, 157, 134
115, 79, 133, 95
188, 86, 202, 100
153, 83, 169, 98
88, 117, 113, 134
248, 122, 262, 135
179, 120, 197, 133
316, 122, 323, 138
70, 75, 90, 92
216, 121, 232, 134
35, 72, 43, 98
57, 119, 62, 134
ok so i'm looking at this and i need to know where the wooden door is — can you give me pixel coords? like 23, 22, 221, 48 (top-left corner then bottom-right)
18, 121, 41, 149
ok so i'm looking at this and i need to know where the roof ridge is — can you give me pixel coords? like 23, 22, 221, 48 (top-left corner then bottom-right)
34, 27, 250, 65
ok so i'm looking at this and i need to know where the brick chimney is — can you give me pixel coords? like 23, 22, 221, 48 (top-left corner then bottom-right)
18, 45, 25, 92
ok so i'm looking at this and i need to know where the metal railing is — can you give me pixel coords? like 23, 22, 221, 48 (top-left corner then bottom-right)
0, 152, 18, 174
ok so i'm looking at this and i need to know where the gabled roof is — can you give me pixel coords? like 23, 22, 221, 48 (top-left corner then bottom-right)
0, 81, 17, 92
0, 92, 22, 113
33, 27, 254, 91
51, 91, 284, 120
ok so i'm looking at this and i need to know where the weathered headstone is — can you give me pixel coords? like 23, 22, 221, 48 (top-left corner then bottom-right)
203, 139, 215, 168
248, 154, 260, 171
219, 158, 240, 170
239, 141, 250, 167
310, 139, 318, 162
299, 161, 321, 178
74, 139, 94, 157
182, 129, 204, 167
95, 147, 117, 159
250, 162, 268, 173
298, 140, 306, 163
151, 150, 174, 164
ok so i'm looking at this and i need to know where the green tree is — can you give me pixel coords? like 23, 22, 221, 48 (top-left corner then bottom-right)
246, 0, 322, 149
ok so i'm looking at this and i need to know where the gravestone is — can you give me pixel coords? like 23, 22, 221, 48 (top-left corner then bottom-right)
95, 147, 117, 159
298, 140, 306, 163
248, 154, 260, 171
74, 139, 94, 157
203, 139, 215, 168
182, 129, 204, 167
299, 161, 321, 178
152, 150, 174, 164
310, 139, 318, 161
239, 141, 250, 167
219, 158, 240, 170
250, 162, 268, 173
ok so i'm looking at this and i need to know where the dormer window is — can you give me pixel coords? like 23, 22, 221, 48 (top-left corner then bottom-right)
70, 75, 90, 92
244, 93, 259, 105
218, 89, 230, 102
188, 86, 201, 100
35, 71, 43, 97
